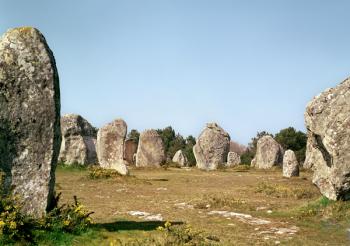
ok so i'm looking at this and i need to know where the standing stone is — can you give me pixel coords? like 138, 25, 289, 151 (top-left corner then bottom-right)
136, 129, 165, 167
124, 139, 138, 165
283, 150, 299, 178
305, 78, 350, 200
172, 150, 188, 167
96, 119, 129, 175
252, 135, 283, 169
58, 114, 97, 165
303, 134, 321, 169
227, 152, 241, 167
0, 27, 61, 217
193, 123, 230, 170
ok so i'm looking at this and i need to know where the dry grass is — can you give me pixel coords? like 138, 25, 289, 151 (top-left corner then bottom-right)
255, 181, 319, 199
55, 166, 350, 245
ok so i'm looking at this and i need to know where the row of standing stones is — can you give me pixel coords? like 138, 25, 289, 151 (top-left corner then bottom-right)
0, 27, 349, 219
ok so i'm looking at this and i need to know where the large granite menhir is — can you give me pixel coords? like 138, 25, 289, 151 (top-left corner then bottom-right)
96, 119, 129, 175
58, 114, 97, 165
305, 78, 350, 200
0, 27, 61, 218
194, 123, 230, 170
136, 129, 165, 167
251, 135, 283, 169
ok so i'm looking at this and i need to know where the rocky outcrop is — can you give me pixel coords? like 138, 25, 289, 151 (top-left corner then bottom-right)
305, 78, 350, 200
136, 130, 165, 167
96, 119, 129, 175
0, 27, 61, 217
193, 123, 230, 170
124, 139, 138, 165
58, 114, 97, 165
172, 150, 188, 167
283, 150, 299, 178
252, 135, 283, 169
227, 152, 241, 167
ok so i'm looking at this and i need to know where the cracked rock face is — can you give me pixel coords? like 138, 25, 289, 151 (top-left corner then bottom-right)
172, 150, 188, 167
96, 119, 129, 175
283, 150, 299, 178
227, 152, 241, 167
251, 135, 283, 169
194, 123, 230, 170
305, 78, 350, 200
0, 27, 61, 218
58, 114, 97, 165
136, 130, 165, 167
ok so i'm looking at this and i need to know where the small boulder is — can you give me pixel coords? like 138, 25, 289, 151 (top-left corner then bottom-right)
172, 150, 188, 167
252, 135, 283, 169
305, 78, 350, 200
136, 130, 165, 167
227, 152, 241, 167
283, 150, 299, 178
58, 114, 97, 165
0, 27, 61, 217
96, 119, 129, 175
193, 123, 230, 170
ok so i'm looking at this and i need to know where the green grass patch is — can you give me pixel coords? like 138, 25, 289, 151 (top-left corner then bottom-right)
255, 182, 318, 199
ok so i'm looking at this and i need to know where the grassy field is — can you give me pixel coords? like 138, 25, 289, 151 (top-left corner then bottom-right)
51, 165, 350, 245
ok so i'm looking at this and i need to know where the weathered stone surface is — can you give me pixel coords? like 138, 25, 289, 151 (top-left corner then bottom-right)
303, 133, 321, 169
96, 119, 129, 175
172, 150, 188, 167
124, 139, 138, 165
194, 123, 230, 170
136, 130, 165, 167
252, 135, 283, 169
0, 27, 61, 217
305, 78, 350, 200
283, 150, 299, 178
58, 114, 97, 165
227, 152, 241, 167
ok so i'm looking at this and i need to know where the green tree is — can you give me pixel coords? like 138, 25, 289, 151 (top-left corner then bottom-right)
157, 126, 176, 159
127, 129, 140, 144
157, 127, 196, 165
183, 135, 196, 166
274, 127, 307, 163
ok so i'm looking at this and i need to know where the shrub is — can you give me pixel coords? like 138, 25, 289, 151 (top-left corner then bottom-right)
157, 221, 220, 245
88, 167, 122, 179
0, 195, 34, 243
41, 194, 93, 234
0, 169, 93, 244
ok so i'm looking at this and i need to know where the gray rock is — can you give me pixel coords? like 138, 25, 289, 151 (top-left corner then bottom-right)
303, 133, 320, 169
305, 78, 350, 200
172, 150, 188, 167
124, 139, 138, 165
194, 123, 230, 170
283, 150, 299, 178
58, 114, 97, 165
0, 27, 61, 218
136, 129, 165, 167
96, 119, 129, 175
227, 152, 241, 167
252, 135, 283, 169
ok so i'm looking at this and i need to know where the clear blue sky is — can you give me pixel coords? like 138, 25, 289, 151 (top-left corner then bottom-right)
1, 1, 350, 144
